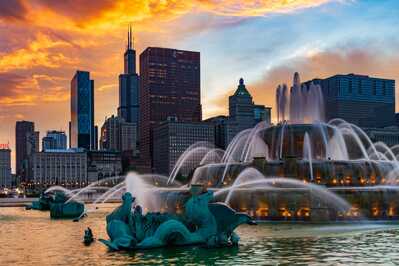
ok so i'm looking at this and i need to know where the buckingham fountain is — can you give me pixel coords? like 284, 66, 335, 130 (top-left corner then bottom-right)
127, 72, 399, 222
28, 72, 399, 251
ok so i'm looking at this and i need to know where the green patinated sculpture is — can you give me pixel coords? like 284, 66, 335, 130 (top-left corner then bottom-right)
28, 192, 53, 210
27, 191, 85, 220
99, 186, 256, 251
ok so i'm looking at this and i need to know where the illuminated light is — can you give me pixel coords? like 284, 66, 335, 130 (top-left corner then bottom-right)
256, 207, 269, 217
332, 179, 337, 185
388, 207, 395, 217
372, 207, 379, 217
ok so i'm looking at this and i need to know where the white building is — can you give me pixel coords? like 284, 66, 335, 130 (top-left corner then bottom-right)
0, 149, 11, 188
31, 149, 88, 187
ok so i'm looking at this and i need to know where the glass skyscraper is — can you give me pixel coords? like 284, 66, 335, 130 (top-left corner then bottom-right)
304, 74, 395, 127
118, 25, 139, 142
70, 70, 95, 150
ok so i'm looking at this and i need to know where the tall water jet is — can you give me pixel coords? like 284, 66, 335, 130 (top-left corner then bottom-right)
303, 132, 314, 181
276, 72, 325, 124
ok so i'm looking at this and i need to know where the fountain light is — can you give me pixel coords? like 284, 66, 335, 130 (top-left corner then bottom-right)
372, 207, 379, 217
282, 209, 291, 217
388, 207, 395, 217
256, 207, 269, 217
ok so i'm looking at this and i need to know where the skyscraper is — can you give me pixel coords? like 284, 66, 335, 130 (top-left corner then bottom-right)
229, 78, 256, 131
118, 25, 139, 142
0, 148, 11, 188
206, 78, 271, 149
42, 130, 67, 151
303, 74, 395, 127
139, 47, 201, 169
100, 115, 137, 152
15, 121, 34, 177
70, 70, 96, 150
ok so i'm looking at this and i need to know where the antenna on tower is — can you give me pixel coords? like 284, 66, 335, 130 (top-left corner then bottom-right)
127, 23, 133, 50
129, 23, 133, 49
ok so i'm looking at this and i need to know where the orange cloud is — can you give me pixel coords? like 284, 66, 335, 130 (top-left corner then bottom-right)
0, 32, 76, 72
1, 0, 337, 32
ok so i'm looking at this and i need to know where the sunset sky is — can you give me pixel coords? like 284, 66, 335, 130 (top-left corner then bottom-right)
1, 0, 398, 172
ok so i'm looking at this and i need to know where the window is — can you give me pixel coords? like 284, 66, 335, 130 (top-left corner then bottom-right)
382, 82, 386, 95
358, 79, 362, 94
348, 79, 352, 93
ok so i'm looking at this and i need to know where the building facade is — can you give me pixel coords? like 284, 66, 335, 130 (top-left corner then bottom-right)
118, 26, 140, 146
229, 78, 256, 132
254, 104, 271, 124
70, 70, 96, 150
153, 121, 214, 177
304, 74, 395, 128
87, 151, 122, 182
100, 115, 137, 152
0, 148, 11, 188
15, 121, 35, 177
31, 149, 88, 187
139, 47, 202, 170
206, 79, 271, 149
42, 130, 67, 151
363, 127, 399, 147
31, 149, 122, 188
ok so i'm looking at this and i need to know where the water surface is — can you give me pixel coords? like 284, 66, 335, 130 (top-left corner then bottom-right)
1, 206, 399, 265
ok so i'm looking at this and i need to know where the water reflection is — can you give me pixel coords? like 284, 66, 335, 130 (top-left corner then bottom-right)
1, 206, 399, 265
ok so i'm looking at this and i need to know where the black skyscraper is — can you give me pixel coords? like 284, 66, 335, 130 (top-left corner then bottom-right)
15, 121, 34, 176
118, 25, 139, 144
70, 70, 95, 150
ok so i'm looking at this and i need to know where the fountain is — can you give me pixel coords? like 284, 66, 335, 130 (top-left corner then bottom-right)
182, 72, 399, 220
99, 185, 256, 251
27, 190, 85, 220
40, 72, 399, 224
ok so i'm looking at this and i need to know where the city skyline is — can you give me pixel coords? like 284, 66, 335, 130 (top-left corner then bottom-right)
1, 0, 399, 171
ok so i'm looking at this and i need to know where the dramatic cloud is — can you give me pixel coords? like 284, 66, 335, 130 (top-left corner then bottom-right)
0, 32, 76, 72
0, 0, 27, 21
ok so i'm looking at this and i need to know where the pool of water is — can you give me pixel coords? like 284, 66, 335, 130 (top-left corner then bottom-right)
1, 206, 399, 265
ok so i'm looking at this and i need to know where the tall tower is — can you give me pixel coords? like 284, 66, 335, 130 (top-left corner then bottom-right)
139, 47, 201, 169
70, 70, 95, 150
15, 121, 35, 179
118, 24, 140, 147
